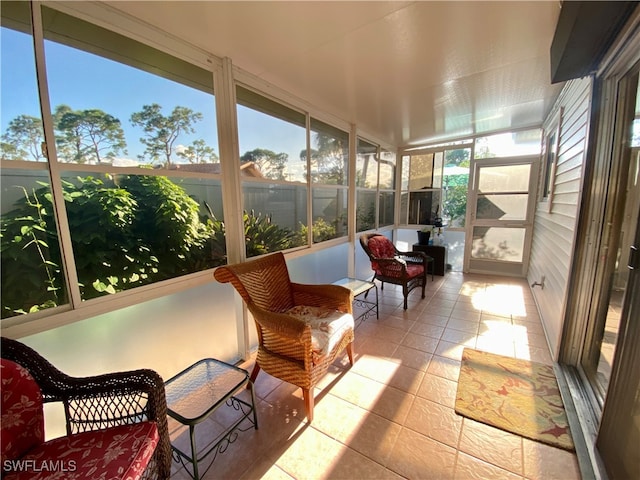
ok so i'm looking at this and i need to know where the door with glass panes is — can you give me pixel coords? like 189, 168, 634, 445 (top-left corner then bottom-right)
464, 156, 538, 276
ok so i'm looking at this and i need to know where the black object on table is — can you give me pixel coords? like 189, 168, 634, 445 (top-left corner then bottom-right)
164, 358, 258, 480
412, 243, 448, 276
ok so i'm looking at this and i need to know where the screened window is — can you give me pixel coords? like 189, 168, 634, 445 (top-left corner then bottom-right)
356, 138, 378, 232
2, 3, 225, 316
378, 148, 396, 227
237, 87, 309, 255
1, 2, 70, 318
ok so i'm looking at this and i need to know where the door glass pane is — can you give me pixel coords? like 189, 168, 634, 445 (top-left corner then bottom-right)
478, 164, 530, 192
477, 194, 529, 220
471, 227, 525, 262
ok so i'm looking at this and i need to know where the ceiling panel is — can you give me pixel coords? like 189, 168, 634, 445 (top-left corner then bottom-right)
104, 1, 565, 147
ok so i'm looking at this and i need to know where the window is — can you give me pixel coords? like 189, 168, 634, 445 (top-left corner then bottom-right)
378, 148, 396, 227
540, 109, 562, 210
443, 148, 471, 228
309, 118, 349, 241
1, 2, 69, 318
356, 138, 378, 231
400, 152, 442, 225
237, 86, 309, 254
1, 3, 224, 317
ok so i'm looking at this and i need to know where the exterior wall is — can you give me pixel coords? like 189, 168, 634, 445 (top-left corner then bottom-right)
528, 76, 593, 358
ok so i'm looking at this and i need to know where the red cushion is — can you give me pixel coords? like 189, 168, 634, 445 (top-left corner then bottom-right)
1, 359, 45, 464
3, 422, 159, 480
368, 236, 396, 259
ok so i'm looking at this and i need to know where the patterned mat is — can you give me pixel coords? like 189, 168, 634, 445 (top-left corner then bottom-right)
455, 348, 574, 451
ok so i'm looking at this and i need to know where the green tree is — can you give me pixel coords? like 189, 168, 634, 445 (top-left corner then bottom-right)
300, 132, 348, 184
54, 105, 127, 164
130, 104, 203, 167
176, 139, 218, 164
0, 115, 46, 161
240, 148, 288, 179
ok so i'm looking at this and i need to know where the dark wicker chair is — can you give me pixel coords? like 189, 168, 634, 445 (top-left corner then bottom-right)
0, 337, 172, 479
360, 233, 433, 310
214, 252, 355, 422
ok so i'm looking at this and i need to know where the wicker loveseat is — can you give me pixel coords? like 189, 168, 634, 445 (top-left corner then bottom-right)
214, 252, 355, 422
0, 337, 171, 479
360, 233, 433, 309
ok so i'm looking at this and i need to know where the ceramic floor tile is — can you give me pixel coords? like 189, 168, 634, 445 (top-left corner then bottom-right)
458, 418, 524, 475
390, 345, 433, 371
435, 339, 467, 361
454, 451, 523, 480
386, 427, 457, 480
416, 372, 459, 408
426, 355, 461, 382
404, 396, 463, 448
410, 322, 445, 339
522, 438, 581, 480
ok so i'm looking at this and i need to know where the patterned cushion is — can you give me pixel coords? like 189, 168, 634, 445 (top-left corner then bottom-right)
1, 359, 45, 464
2, 422, 159, 480
286, 306, 354, 364
367, 235, 396, 259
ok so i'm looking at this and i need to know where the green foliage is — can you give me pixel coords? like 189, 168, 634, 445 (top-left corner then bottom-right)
1, 185, 65, 316
244, 210, 297, 257
177, 139, 219, 164
296, 217, 338, 244
0, 174, 220, 318
0, 115, 45, 161
443, 184, 468, 227
240, 148, 288, 180
130, 104, 203, 166
54, 105, 127, 164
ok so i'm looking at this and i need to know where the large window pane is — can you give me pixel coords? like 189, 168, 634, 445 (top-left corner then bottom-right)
378, 191, 395, 227
408, 191, 442, 225
237, 87, 306, 182
309, 118, 348, 186
475, 129, 542, 158
1, 3, 69, 319
312, 187, 347, 242
242, 182, 307, 257
356, 138, 377, 188
379, 148, 396, 189
356, 189, 376, 232
60, 173, 222, 300
408, 153, 434, 190
471, 227, 525, 262
42, 7, 218, 168
443, 148, 470, 228
1, 168, 70, 318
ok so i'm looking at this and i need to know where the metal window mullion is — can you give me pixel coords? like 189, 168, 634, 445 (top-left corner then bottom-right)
31, 1, 83, 309
306, 113, 313, 246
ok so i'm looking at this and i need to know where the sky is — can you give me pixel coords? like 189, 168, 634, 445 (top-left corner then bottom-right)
1, 27, 305, 166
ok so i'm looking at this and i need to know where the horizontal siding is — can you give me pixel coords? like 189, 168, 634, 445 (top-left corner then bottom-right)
529, 76, 592, 358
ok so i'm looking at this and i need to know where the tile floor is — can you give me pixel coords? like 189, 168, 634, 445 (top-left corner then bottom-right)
169, 272, 582, 480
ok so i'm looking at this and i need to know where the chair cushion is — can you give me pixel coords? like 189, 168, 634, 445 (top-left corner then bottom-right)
1, 359, 45, 465
286, 306, 354, 363
367, 235, 396, 259
3, 422, 159, 480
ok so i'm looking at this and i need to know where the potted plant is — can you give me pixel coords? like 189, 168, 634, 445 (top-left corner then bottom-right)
417, 225, 433, 245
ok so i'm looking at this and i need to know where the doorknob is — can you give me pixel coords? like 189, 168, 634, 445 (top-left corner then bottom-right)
629, 245, 639, 270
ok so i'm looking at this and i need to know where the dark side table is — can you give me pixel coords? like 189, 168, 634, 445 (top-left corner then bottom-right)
412, 244, 448, 276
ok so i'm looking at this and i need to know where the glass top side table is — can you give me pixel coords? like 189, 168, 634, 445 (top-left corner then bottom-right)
333, 277, 379, 322
165, 358, 258, 480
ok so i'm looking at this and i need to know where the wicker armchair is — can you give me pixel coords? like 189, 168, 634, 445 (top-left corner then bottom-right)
360, 233, 433, 310
214, 252, 355, 422
0, 337, 172, 480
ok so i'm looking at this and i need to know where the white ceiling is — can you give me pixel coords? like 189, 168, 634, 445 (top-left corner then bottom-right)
103, 1, 565, 148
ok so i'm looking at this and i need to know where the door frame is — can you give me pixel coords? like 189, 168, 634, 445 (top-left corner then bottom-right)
463, 155, 539, 276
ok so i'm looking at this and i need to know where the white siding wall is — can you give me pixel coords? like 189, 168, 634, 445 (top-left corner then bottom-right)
528, 77, 593, 358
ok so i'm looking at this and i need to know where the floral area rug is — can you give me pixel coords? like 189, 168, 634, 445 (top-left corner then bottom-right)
455, 348, 574, 451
